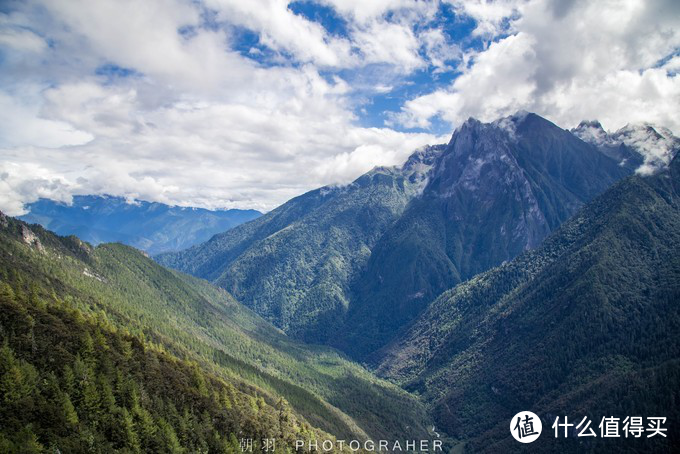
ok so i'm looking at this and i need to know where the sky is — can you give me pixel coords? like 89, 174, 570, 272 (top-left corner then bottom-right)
0, 0, 679, 214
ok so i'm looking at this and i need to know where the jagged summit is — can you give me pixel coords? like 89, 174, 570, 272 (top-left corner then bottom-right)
572, 119, 679, 174
333, 111, 631, 358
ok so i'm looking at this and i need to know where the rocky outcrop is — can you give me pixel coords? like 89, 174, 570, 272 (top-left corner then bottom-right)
21, 225, 45, 252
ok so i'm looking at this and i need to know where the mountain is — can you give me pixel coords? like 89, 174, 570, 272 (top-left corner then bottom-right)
0, 214, 433, 450
334, 112, 632, 359
157, 145, 444, 343
572, 120, 680, 174
160, 112, 636, 359
374, 154, 680, 452
19, 195, 261, 255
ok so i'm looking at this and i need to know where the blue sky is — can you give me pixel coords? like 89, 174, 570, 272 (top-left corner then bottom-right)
0, 0, 679, 214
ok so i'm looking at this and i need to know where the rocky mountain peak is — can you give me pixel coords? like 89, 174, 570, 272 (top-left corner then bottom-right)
572, 120, 679, 174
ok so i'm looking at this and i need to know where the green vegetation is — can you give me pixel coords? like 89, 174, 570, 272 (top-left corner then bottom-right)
374, 156, 680, 452
0, 280, 326, 453
157, 153, 440, 345
0, 213, 431, 450
158, 115, 631, 363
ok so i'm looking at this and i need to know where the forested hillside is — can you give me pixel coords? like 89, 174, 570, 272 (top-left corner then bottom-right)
0, 282, 331, 453
159, 113, 636, 362
157, 146, 444, 343
0, 213, 431, 451
374, 155, 680, 452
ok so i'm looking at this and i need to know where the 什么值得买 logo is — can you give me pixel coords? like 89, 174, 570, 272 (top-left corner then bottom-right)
510, 411, 542, 443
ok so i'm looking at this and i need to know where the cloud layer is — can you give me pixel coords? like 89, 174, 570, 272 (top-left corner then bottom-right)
0, 0, 678, 215
395, 0, 680, 132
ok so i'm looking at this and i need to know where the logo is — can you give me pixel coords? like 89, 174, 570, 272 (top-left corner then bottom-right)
510, 411, 542, 443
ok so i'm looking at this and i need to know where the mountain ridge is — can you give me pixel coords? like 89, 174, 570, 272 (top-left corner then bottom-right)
157, 112, 675, 363
19, 195, 261, 255
333, 112, 632, 358
157, 146, 445, 343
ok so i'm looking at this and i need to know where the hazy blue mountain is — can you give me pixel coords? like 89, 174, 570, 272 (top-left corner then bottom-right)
157, 145, 444, 343
334, 113, 631, 359
19, 195, 261, 255
374, 154, 680, 452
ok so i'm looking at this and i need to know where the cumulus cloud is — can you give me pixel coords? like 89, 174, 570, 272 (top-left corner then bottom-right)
206, 0, 354, 67
0, 0, 446, 215
445, 0, 524, 37
0, 74, 441, 215
395, 0, 680, 133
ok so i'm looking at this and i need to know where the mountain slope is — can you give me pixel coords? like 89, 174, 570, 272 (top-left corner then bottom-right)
0, 280, 333, 453
157, 146, 444, 343
19, 195, 261, 255
335, 113, 631, 359
0, 214, 432, 444
374, 154, 680, 452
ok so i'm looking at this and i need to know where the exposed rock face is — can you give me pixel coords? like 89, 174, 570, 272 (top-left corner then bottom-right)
158, 112, 636, 360
21, 225, 44, 252
335, 113, 632, 359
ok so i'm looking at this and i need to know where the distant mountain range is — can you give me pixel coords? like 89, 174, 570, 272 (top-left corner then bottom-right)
159, 113, 676, 361
19, 195, 261, 255
572, 119, 680, 174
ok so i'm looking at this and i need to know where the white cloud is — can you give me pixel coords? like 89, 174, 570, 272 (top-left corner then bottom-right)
206, 0, 354, 67
0, 0, 448, 215
445, 0, 525, 37
394, 32, 538, 128
0, 25, 47, 53
420, 28, 462, 72
320, 0, 429, 23
0, 70, 440, 216
395, 0, 680, 133
351, 20, 424, 71
0, 90, 94, 148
